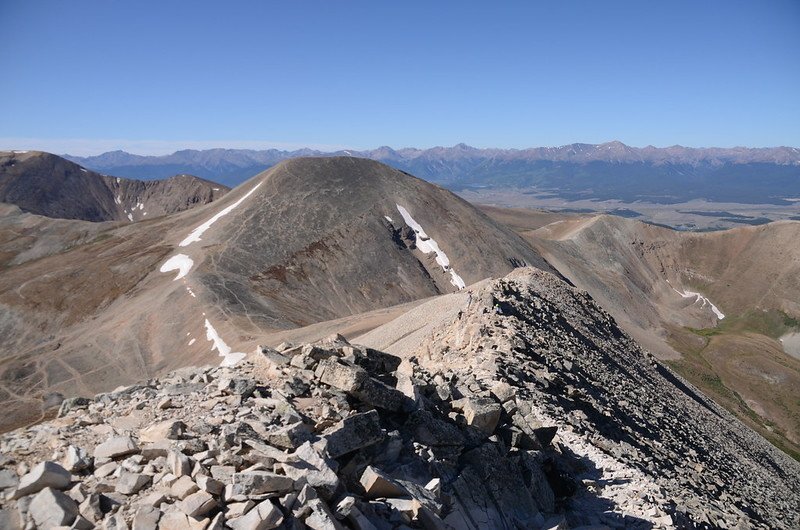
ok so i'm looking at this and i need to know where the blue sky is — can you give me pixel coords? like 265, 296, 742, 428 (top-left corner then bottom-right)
0, 1, 798, 155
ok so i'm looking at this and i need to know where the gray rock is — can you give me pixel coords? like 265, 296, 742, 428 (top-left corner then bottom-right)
304, 498, 343, 530
29, 487, 79, 528
228, 500, 283, 530
167, 450, 191, 477
280, 442, 339, 499
264, 422, 312, 450
116, 471, 151, 495
132, 506, 161, 530
323, 410, 384, 458
94, 436, 138, 459
140, 420, 186, 443
232, 471, 294, 495
0, 469, 19, 490
179, 490, 216, 517
170, 475, 199, 499
461, 397, 502, 435
13, 460, 72, 498
359, 466, 408, 499
63, 445, 93, 473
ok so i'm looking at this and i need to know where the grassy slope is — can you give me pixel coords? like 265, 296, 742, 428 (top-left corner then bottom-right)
666, 310, 800, 461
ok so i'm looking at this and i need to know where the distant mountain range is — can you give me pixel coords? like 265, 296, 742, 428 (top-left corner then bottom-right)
65, 142, 800, 204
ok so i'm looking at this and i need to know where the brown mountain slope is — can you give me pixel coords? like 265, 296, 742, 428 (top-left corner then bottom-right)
0, 150, 229, 222
0, 156, 553, 431
494, 213, 800, 458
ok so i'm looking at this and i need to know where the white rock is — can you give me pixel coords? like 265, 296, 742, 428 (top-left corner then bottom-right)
13, 461, 72, 498
29, 487, 79, 528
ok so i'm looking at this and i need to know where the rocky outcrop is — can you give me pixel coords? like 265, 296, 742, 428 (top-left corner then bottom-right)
0, 268, 798, 529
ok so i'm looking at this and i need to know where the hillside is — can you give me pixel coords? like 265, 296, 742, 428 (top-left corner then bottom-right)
1, 268, 797, 529
503, 213, 800, 459
0, 151, 229, 222
0, 156, 552, 431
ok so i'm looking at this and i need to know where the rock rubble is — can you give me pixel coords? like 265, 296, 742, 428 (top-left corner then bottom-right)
0, 268, 798, 529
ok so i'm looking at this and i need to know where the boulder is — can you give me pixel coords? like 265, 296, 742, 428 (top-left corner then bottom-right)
359, 466, 409, 499
63, 445, 92, 473
460, 397, 502, 435
116, 471, 151, 495
280, 442, 339, 499
323, 410, 384, 458
132, 505, 161, 530
228, 500, 284, 530
13, 460, 72, 498
168, 450, 192, 477
140, 420, 186, 443
171, 475, 199, 499
232, 471, 294, 496
94, 436, 139, 459
29, 487, 79, 528
179, 490, 216, 517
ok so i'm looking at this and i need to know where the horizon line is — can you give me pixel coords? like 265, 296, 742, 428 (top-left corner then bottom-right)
1, 137, 799, 157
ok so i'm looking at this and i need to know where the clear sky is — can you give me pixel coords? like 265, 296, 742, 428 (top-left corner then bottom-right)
0, 1, 798, 155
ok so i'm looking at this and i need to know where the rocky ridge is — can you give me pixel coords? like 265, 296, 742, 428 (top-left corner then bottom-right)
0, 268, 798, 529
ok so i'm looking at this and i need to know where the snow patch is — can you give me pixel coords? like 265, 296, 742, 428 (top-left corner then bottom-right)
384, 216, 394, 223
180, 182, 263, 247
12, 150, 28, 154
188, 338, 196, 346
116, 177, 121, 184
114, 195, 121, 205
212, 188, 220, 191
204, 319, 247, 367
127, 213, 133, 222
159, 254, 194, 280
668, 281, 725, 319
80, 168, 88, 173
396, 204, 466, 290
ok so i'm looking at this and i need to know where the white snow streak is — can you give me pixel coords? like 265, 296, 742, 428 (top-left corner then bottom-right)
668, 281, 725, 319
80, 168, 88, 173
188, 338, 196, 346
159, 254, 194, 280
395, 204, 465, 290
180, 182, 263, 247
114, 195, 121, 205
204, 319, 247, 367
127, 213, 133, 222
384, 216, 394, 223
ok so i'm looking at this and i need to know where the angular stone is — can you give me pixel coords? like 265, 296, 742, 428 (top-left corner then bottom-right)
63, 445, 92, 473
404, 410, 464, 446
171, 475, 199, 499
140, 420, 186, 443
196, 474, 224, 495
489, 381, 517, 403
0, 469, 18, 490
157, 511, 193, 530
359, 466, 408, 499
94, 462, 118, 478
95, 436, 139, 459
305, 498, 344, 530
533, 426, 558, 447
317, 359, 367, 393
461, 397, 502, 435
227, 500, 255, 518
280, 442, 339, 499
264, 422, 312, 450
232, 471, 294, 496
210, 465, 236, 482
29, 487, 79, 528
133, 506, 161, 530
13, 460, 72, 498
228, 500, 283, 530
180, 490, 216, 517
168, 450, 192, 477
116, 471, 151, 495
323, 410, 384, 458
